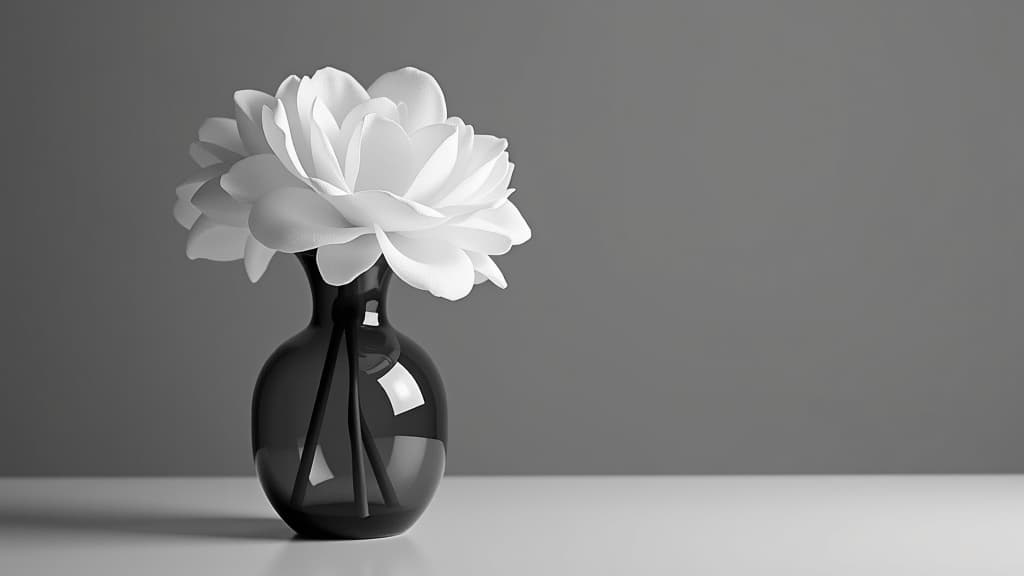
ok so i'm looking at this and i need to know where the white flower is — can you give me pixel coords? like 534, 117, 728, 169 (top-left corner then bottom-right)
177, 66, 530, 300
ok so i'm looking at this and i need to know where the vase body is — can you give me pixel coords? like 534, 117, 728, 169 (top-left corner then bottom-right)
253, 252, 447, 539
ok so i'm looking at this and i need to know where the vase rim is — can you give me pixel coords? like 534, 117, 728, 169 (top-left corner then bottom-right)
296, 251, 393, 326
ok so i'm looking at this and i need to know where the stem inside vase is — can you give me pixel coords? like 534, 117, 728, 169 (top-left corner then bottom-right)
344, 286, 369, 518
290, 282, 399, 515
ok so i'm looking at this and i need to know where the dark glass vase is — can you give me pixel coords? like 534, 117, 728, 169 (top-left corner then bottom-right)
252, 251, 447, 539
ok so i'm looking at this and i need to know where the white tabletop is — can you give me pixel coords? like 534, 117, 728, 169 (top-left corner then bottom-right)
1, 476, 1023, 575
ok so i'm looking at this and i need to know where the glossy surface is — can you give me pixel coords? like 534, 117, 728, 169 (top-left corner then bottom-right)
253, 253, 446, 539
4, 476, 1024, 575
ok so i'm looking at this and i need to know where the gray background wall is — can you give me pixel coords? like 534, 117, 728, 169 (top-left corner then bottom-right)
2, 0, 1022, 475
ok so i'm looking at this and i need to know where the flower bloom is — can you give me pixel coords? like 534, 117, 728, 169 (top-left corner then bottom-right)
176, 67, 530, 300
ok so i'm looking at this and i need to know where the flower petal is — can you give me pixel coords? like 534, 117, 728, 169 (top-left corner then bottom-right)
425, 127, 507, 206
465, 134, 509, 168
450, 117, 475, 158
327, 189, 446, 232
173, 197, 201, 228
234, 89, 274, 154
403, 221, 512, 255
375, 226, 474, 300
456, 200, 531, 245
275, 74, 301, 99
249, 187, 371, 252
297, 67, 369, 134
351, 115, 415, 194
244, 235, 275, 282
198, 117, 246, 155
479, 162, 516, 205
191, 178, 251, 226
309, 177, 349, 197
438, 165, 516, 217
447, 226, 514, 255
438, 148, 508, 207
336, 97, 401, 166
368, 67, 447, 132
186, 215, 248, 261
316, 236, 383, 286
308, 102, 348, 190
220, 154, 303, 202
274, 100, 311, 179
467, 251, 507, 289
343, 113, 366, 183
405, 124, 458, 202
262, 104, 307, 180
189, 141, 242, 168
176, 165, 229, 227
275, 75, 315, 177
176, 164, 228, 202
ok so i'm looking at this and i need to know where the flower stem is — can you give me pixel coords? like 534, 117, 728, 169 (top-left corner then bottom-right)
290, 287, 346, 509
345, 288, 369, 518
361, 412, 400, 507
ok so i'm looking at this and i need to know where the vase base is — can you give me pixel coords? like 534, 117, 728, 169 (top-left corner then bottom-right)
280, 503, 425, 540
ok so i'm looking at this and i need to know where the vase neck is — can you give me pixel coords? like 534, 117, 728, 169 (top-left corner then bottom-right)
297, 251, 392, 327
